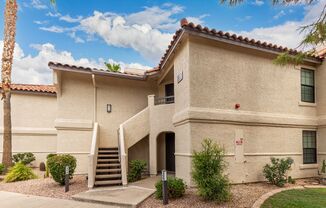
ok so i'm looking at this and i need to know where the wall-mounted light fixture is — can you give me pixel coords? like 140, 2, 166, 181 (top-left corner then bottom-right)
107, 104, 112, 113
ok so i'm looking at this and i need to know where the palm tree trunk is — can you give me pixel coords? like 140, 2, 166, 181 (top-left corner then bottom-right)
1, 0, 17, 168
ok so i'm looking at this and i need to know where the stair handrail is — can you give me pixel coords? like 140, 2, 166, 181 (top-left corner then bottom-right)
88, 122, 99, 188
118, 124, 128, 186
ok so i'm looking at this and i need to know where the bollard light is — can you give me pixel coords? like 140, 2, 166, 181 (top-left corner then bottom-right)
162, 170, 168, 205
65, 166, 69, 192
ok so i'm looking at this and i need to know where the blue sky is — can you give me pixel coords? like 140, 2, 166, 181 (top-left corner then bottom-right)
0, 0, 323, 84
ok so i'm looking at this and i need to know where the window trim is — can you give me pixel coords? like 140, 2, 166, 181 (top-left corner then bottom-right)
302, 130, 317, 165
300, 68, 315, 103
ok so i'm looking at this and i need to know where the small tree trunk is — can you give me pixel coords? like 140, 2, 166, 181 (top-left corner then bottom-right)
2, 90, 12, 167
1, 0, 17, 168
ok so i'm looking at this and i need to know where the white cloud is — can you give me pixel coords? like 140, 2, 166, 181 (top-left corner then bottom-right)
33, 20, 48, 25
79, 11, 174, 61
235, 0, 326, 49
0, 42, 151, 84
60, 15, 83, 23
273, 10, 286, 19
186, 14, 210, 25
252, 0, 264, 6
40, 4, 208, 62
39, 25, 67, 33
236, 15, 252, 22
46, 12, 61, 17
31, 0, 47, 10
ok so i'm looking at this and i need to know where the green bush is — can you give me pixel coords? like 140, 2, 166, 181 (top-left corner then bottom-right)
128, 160, 147, 182
12, 152, 35, 165
287, 176, 296, 184
0, 163, 5, 175
4, 162, 37, 183
263, 157, 294, 187
47, 154, 77, 185
155, 177, 186, 199
192, 139, 231, 202
45, 154, 57, 177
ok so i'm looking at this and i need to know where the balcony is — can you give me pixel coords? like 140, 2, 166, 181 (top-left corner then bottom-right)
154, 96, 175, 105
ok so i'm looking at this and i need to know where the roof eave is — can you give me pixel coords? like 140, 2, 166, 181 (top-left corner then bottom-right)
185, 28, 322, 65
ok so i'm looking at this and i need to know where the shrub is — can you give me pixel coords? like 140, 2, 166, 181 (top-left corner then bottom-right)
45, 153, 57, 177
263, 157, 294, 187
12, 152, 35, 165
128, 160, 147, 182
155, 177, 186, 199
4, 162, 37, 182
287, 176, 296, 184
192, 139, 231, 202
47, 154, 77, 185
0, 163, 5, 175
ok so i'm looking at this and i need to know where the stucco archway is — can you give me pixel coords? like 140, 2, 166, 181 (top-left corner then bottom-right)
156, 131, 175, 174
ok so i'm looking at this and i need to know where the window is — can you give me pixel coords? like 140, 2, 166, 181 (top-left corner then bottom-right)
301, 69, 315, 103
303, 131, 317, 164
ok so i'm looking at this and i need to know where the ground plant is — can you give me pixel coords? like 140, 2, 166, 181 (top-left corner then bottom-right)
128, 159, 147, 182
263, 157, 293, 187
45, 153, 57, 177
4, 162, 37, 182
12, 152, 35, 165
192, 139, 231, 202
155, 177, 186, 199
0, 163, 5, 174
47, 154, 76, 185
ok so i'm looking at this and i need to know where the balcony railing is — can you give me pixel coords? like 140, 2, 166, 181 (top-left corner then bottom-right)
154, 96, 175, 105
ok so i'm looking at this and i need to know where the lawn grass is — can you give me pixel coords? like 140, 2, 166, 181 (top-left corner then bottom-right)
261, 188, 326, 208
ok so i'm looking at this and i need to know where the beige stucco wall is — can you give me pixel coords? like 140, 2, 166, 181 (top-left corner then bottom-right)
0, 92, 57, 167
170, 35, 323, 185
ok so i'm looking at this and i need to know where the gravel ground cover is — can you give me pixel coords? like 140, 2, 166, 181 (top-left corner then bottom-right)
140, 179, 320, 208
0, 173, 88, 199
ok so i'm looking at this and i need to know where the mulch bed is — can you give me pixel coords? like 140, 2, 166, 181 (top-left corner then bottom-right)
0, 173, 88, 199
139, 179, 320, 208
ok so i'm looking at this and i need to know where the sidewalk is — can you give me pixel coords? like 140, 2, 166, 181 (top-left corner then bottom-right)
0, 191, 118, 208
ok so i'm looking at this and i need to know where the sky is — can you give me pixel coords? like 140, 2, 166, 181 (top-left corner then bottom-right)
0, 0, 324, 84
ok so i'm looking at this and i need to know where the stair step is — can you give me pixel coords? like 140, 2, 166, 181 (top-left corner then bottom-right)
97, 163, 121, 168
99, 147, 118, 151
98, 151, 118, 155
96, 168, 121, 173
97, 159, 119, 163
95, 174, 122, 179
95, 180, 122, 186
97, 155, 119, 159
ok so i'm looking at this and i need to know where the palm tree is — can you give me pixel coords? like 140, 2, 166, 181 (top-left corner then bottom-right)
105, 62, 121, 72
1, 0, 56, 169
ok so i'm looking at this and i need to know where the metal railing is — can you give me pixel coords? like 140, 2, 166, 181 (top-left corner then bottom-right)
154, 96, 175, 105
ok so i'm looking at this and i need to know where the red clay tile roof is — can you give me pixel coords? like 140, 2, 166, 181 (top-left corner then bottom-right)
48, 62, 154, 80
157, 18, 323, 70
0, 84, 56, 94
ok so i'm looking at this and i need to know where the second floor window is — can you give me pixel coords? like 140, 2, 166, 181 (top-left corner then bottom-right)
301, 69, 315, 103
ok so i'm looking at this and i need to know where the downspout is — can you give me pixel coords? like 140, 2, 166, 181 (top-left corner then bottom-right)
92, 74, 97, 122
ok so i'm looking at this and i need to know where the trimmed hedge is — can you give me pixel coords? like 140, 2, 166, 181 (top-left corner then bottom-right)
128, 160, 147, 182
12, 152, 35, 165
47, 154, 76, 185
155, 177, 186, 199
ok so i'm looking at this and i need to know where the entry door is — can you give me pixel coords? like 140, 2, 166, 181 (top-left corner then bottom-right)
165, 83, 174, 104
165, 133, 175, 172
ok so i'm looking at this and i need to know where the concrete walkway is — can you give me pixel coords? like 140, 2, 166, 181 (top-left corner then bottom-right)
73, 176, 160, 208
0, 191, 118, 208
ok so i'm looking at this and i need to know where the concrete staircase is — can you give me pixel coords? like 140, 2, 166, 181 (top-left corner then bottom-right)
95, 147, 122, 187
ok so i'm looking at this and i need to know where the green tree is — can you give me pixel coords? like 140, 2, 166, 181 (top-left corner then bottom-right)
105, 62, 121, 72
220, 0, 325, 65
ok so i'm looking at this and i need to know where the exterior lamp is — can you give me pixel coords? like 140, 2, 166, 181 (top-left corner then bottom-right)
107, 104, 112, 113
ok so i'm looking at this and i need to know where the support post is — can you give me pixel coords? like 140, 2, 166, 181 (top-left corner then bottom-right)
162, 170, 168, 205
65, 166, 69, 192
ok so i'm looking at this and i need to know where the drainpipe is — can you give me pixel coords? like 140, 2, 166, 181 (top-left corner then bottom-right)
92, 74, 97, 122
